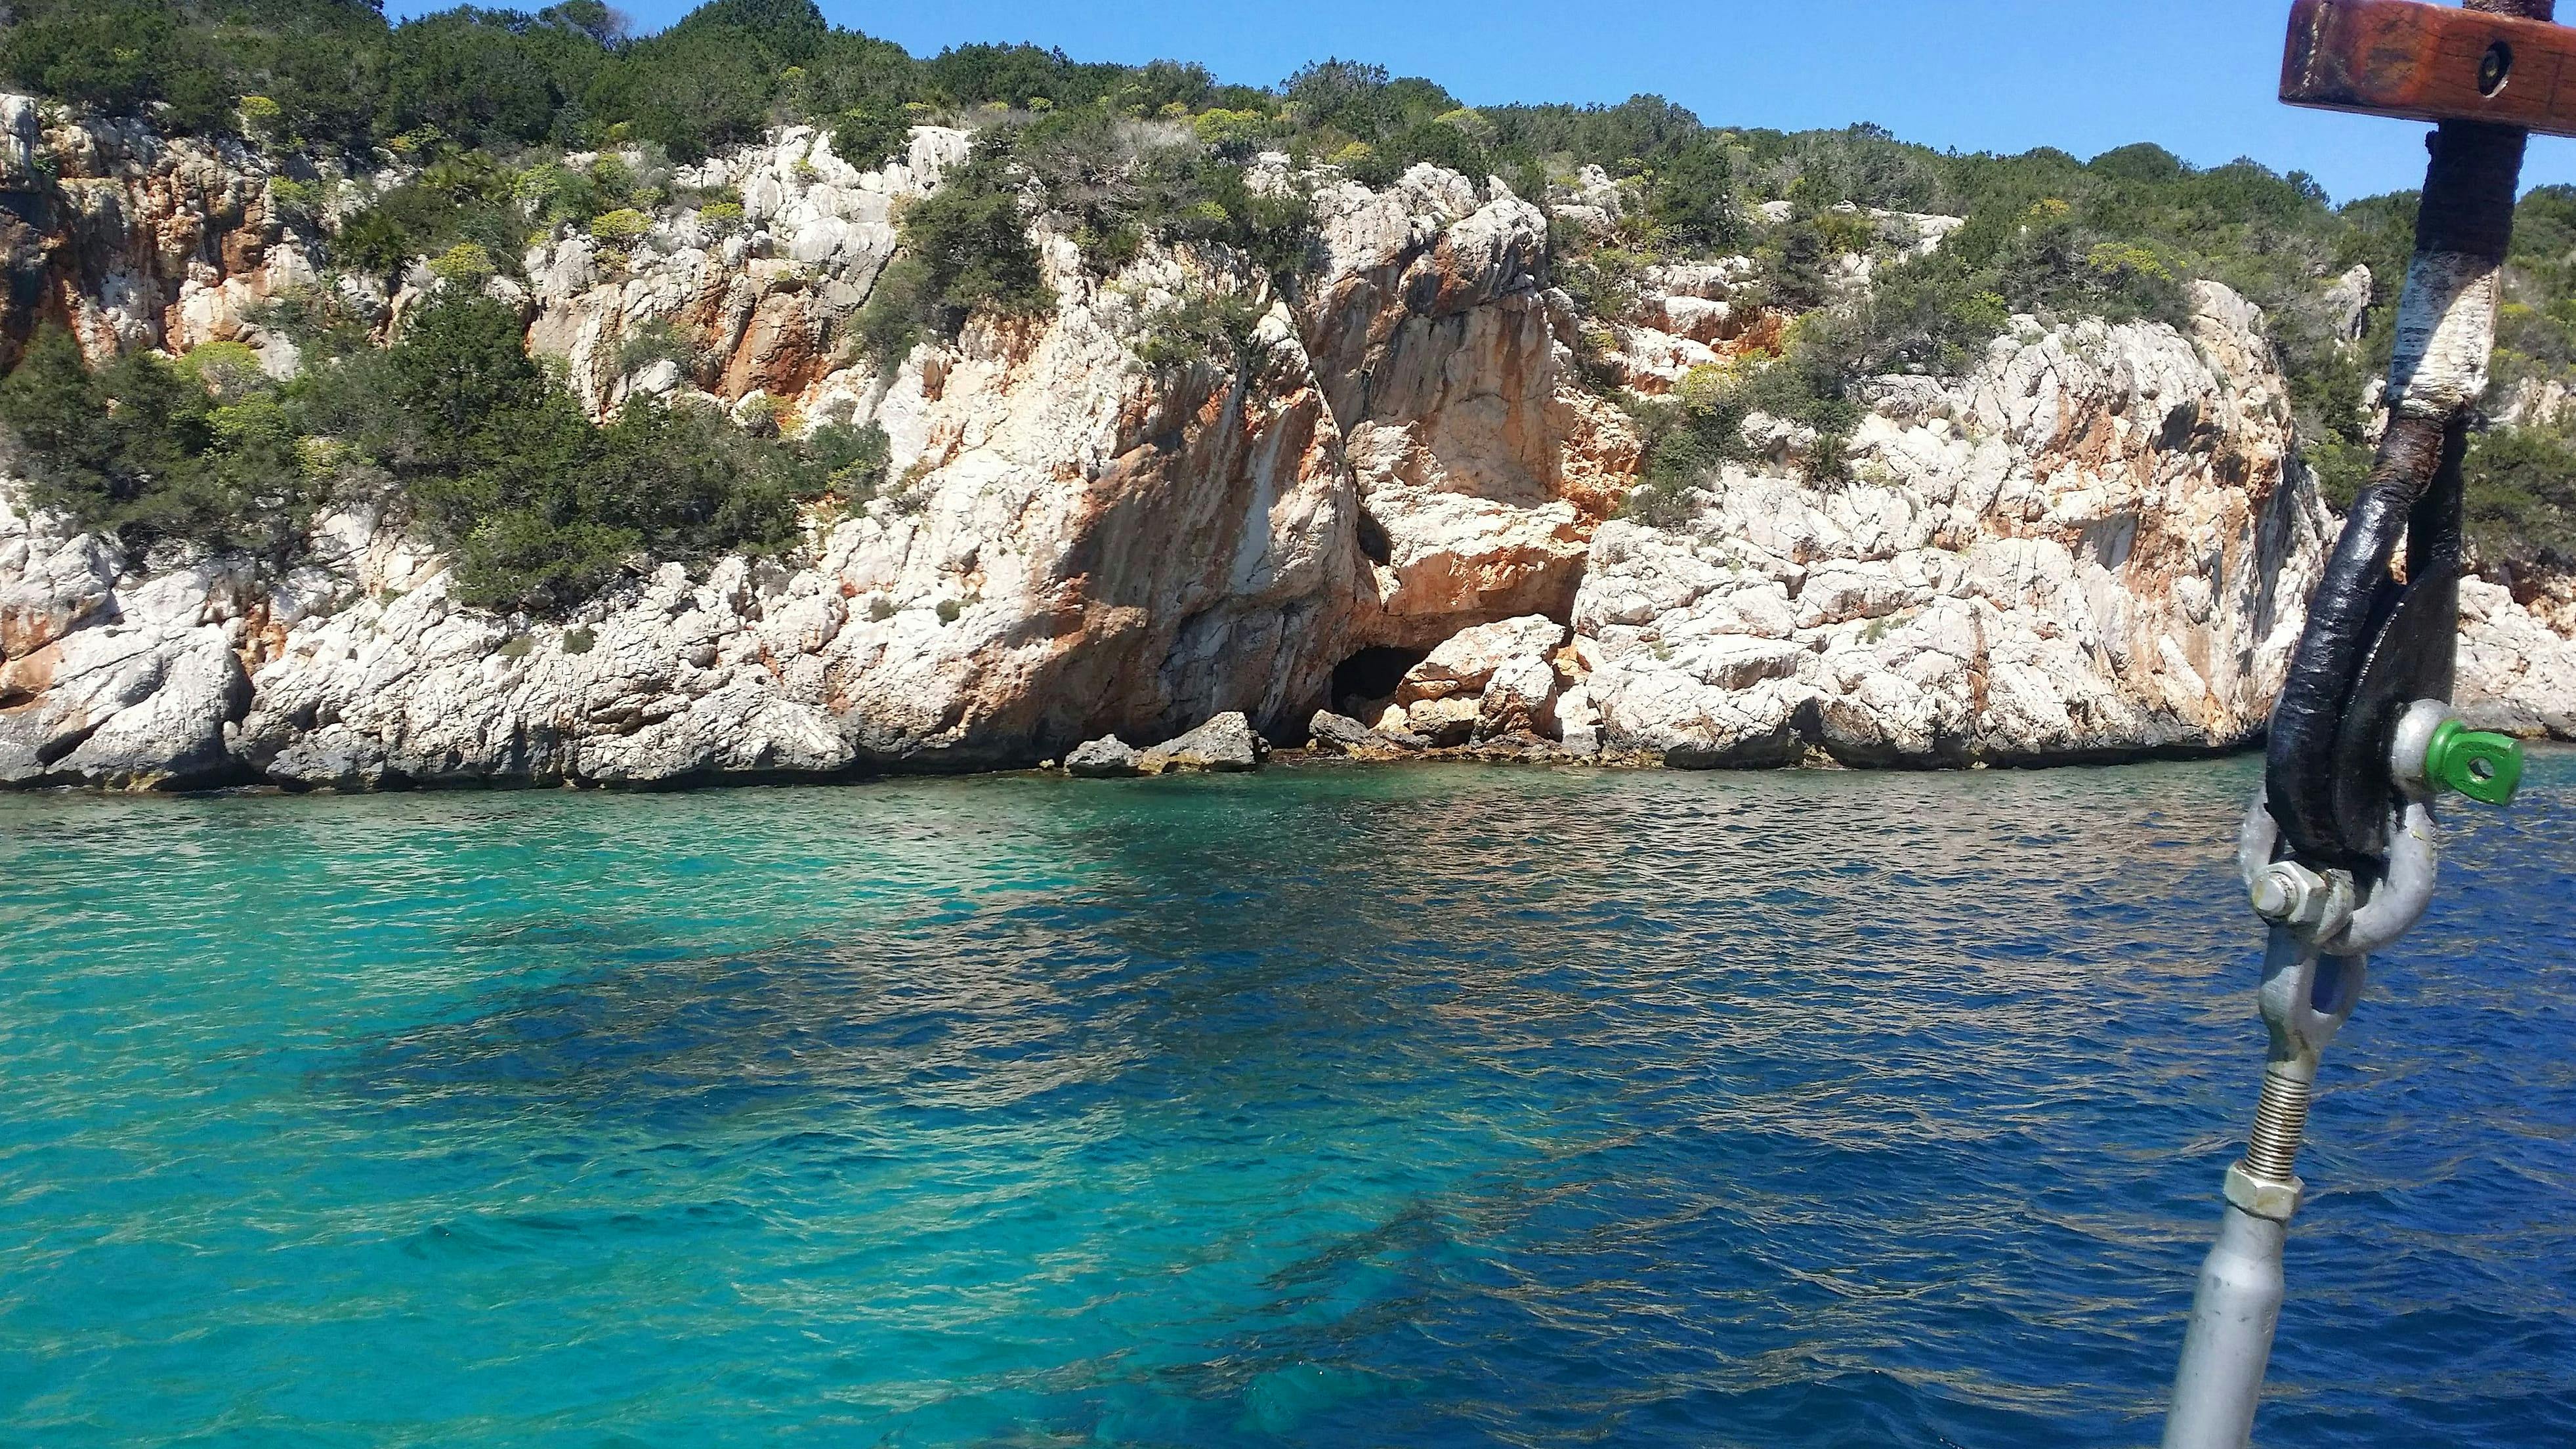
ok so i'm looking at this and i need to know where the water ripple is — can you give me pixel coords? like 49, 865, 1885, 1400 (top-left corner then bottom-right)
1, 757, 2572, 1446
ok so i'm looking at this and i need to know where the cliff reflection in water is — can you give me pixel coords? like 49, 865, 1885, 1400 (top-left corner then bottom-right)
1, 758, 2571, 1447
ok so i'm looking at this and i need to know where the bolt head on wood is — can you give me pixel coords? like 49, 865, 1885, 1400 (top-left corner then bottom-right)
2284, 0, 2576, 136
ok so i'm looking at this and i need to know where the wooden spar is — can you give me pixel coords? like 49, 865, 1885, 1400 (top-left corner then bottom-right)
2283, 0, 2576, 135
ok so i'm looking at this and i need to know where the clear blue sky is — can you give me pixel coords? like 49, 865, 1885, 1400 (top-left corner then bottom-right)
382, 0, 2576, 204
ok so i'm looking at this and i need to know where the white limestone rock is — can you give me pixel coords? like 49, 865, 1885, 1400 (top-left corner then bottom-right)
1138, 712, 1267, 774
1065, 736, 1142, 778
1578, 283, 2348, 765
1395, 615, 1568, 704
2457, 576, 2576, 738
1404, 695, 1483, 747
1476, 652, 1563, 740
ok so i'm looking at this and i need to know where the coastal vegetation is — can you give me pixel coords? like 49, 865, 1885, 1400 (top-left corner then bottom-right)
5, 0, 2576, 596
0, 303, 886, 612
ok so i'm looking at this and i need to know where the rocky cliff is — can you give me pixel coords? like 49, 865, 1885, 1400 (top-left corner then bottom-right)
4, 102, 2572, 789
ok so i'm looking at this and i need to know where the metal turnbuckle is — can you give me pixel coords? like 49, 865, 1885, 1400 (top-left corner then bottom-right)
2163, 705, 2520, 1449
2165, 6, 2554, 1440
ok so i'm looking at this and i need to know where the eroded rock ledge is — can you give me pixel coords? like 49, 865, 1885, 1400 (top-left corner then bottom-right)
5, 110, 2574, 791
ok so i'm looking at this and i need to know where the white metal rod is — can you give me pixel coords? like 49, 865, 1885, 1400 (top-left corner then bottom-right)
2162, 1204, 2289, 1449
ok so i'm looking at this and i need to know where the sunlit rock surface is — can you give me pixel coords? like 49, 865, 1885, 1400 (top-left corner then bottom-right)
5, 98, 2575, 789
1576, 284, 2336, 765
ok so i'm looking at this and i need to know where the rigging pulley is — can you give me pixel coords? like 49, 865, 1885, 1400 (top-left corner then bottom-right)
2162, 3, 2556, 1444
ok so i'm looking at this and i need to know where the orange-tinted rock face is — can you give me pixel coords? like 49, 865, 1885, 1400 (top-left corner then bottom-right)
0, 103, 318, 374
717, 286, 834, 400
1294, 171, 1634, 656
699, 156, 1648, 758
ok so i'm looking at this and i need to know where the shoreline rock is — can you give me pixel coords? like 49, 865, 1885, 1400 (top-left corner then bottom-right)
5, 102, 2576, 794
1136, 712, 1268, 774
1061, 712, 1271, 780
1064, 736, 1142, 779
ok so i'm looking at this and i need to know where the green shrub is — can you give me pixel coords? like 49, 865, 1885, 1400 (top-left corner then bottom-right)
1141, 156, 1320, 285
336, 205, 421, 278
1193, 108, 1270, 160
1133, 291, 1273, 375
428, 241, 497, 285
336, 160, 537, 282
239, 94, 287, 139
266, 175, 327, 226
588, 207, 654, 245
346, 297, 834, 612
180, 340, 268, 400
616, 320, 698, 376
1756, 188, 1840, 312
517, 161, 602, 227
910, 186, 1048, 316
855, 255, 936, 368
248, 285, 375, 363
1648, 138, 1741, 253
0, 327, 319, 563
804, 420, 891, 499
965, 109, 1330, 288
855, 135, 1054, 365
832, 95, 912, 169
0, 296, 854, 614
2464, 425, 2576, 571
1623, 313, 1870, 503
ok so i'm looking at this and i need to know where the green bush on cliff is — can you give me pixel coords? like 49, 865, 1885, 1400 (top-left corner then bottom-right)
0, 302, 862, 614
1271, 59, 1553, 200
849, 105, 1326, 370
330, 296, 838, 612
855, 136, 1055, 367
336, 150, 547, 282
1621, 312, 1873, 514
0, 327, 319, 563
1647, 138, 1743, 253
832, 96, 914, 170
2464, 425, 2576, 575
1133, 292, 1277, 377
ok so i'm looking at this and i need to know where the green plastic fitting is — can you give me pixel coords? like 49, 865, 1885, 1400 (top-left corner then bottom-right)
2423, 719, 2524, 807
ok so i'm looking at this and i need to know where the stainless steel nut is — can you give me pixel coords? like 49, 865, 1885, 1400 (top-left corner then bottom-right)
2224, 1162, 2305, 1223
2251, 862, 2329, 927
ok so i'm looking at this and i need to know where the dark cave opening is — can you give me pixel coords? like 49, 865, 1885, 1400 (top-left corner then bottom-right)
1330, 646, 1427, 715
1355, 510, 1392, 566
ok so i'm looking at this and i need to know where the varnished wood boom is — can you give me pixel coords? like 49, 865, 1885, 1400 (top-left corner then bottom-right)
2284, 0, 2576, 136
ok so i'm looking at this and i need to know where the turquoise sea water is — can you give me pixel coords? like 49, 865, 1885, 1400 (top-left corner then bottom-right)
1, 757, 2571, 1447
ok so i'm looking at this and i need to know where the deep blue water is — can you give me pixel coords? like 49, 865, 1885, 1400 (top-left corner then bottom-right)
0, 756, 2571, 1448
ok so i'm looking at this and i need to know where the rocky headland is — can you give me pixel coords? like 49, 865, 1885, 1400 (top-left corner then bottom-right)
5, 98, 2574, 791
